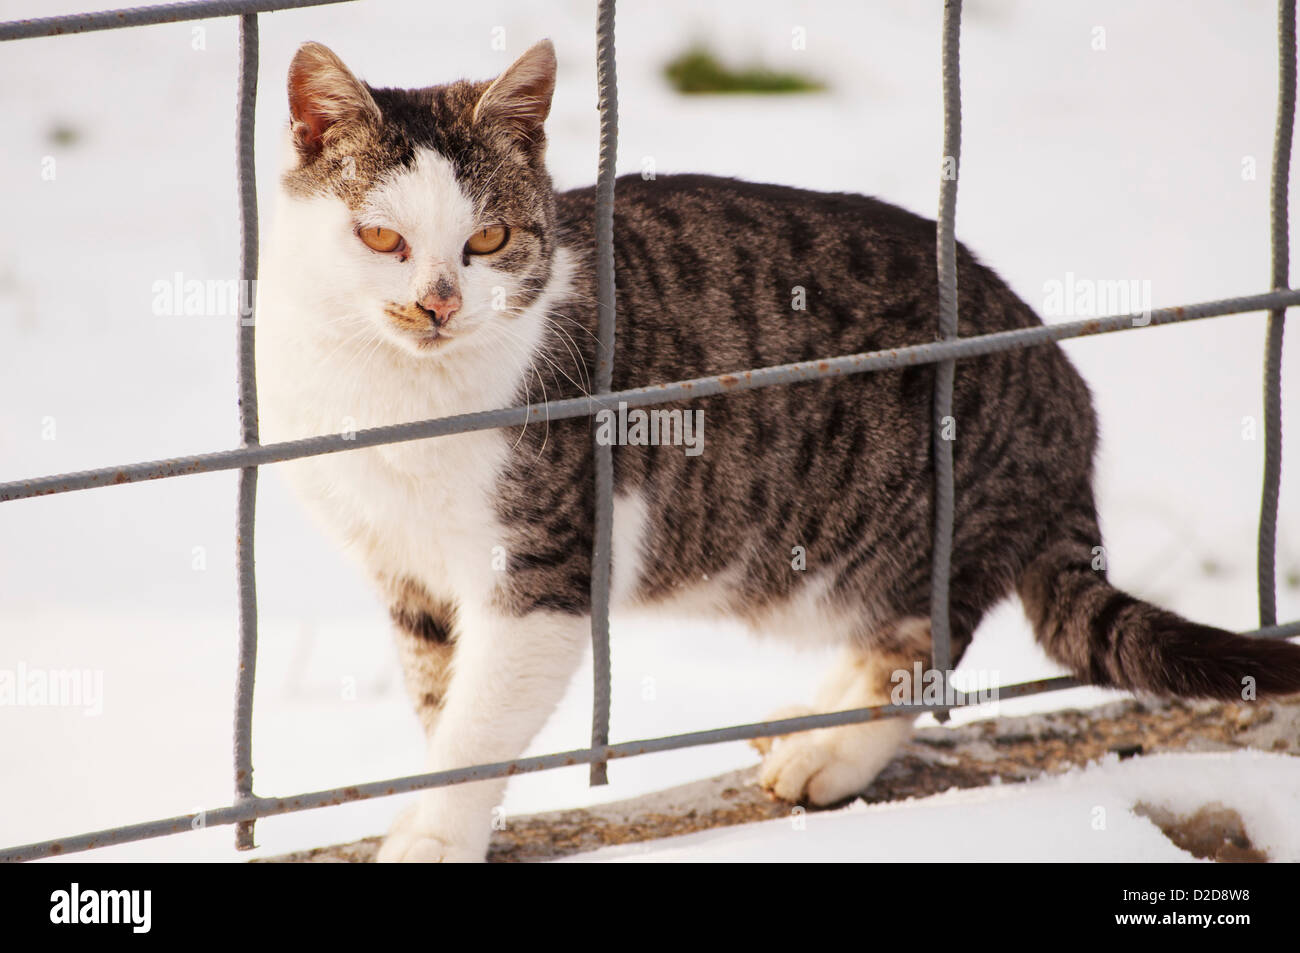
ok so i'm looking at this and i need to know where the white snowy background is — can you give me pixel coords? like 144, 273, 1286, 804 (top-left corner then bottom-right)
0, 0, 1297, 861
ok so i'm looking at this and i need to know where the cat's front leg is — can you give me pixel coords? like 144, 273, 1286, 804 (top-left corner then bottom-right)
385, 575, 459, 739
377, 606, 588, 863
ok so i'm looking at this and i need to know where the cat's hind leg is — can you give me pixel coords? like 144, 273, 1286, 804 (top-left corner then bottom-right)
387, 576, 459, 738
756, 617, 929, 805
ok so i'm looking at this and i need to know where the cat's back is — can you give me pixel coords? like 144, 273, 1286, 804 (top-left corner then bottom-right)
559, 172, 938, 247
555, 172, 1045, 383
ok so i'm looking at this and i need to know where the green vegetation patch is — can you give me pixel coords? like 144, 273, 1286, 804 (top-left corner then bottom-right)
664, 46, 826, 95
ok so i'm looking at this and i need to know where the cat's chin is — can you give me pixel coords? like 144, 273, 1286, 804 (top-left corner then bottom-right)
386, 327, 464, 359
412, 332, 453, 352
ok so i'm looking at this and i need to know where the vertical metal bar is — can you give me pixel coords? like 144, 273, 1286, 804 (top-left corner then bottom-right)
589, 0, 618, 786
1261, 0, 1295, 628
233, 12, 261, 848
930, 0, 962, 701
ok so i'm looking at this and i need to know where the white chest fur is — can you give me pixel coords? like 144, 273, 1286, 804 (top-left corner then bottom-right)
256, 319, 513, 605
255, 221, 578, 609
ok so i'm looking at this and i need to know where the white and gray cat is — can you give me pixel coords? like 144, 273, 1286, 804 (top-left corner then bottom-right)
256, 40, 1300, 862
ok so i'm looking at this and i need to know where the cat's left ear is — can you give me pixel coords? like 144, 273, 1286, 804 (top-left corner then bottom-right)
472, 39, 557, 154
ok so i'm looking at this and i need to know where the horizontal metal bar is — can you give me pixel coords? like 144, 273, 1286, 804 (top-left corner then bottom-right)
7, 618, 1298, 862
0, 0, 355, 42
3, 288, 1299, 504
1, 677, 1081, 862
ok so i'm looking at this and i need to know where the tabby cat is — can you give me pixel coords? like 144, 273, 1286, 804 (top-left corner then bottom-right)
256, 40, 1300, 862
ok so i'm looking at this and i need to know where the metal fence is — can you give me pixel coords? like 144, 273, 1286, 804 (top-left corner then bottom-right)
1, 0, 1297, 862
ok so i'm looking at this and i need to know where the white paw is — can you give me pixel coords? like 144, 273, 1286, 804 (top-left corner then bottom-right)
759, 729, 863, 805
375, 804, 484, 863
376, 831, 480, 863
758, 717, 912, 806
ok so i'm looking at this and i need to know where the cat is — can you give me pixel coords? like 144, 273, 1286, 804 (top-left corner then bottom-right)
255, 39, 1300, 862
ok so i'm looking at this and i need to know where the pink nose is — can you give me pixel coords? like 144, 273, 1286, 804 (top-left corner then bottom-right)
418, 292, 461, 327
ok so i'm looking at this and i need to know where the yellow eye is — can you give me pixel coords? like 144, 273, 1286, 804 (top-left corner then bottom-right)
358, 226, 403, 253
466, 225, 509, 255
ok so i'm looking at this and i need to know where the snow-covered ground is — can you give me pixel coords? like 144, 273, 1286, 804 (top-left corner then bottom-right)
0, 0, 1297, 862
566, 751, 1300, 862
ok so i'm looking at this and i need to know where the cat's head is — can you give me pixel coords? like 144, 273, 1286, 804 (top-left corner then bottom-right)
275, 40, 559, 358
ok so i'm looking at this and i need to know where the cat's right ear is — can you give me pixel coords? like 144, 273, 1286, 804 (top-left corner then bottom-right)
287, 42, 380, 162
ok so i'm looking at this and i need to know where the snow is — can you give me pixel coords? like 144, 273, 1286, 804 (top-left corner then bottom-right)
0, 0, 1296, 861
563, 751, 1300, 863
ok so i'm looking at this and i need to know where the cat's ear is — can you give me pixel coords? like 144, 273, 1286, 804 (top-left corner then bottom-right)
287, 42, 381, 161
472, 39, 556, 153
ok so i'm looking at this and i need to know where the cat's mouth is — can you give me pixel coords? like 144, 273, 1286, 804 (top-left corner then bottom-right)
382, 303, 462, 353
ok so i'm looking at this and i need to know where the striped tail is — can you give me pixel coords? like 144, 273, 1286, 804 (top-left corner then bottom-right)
1017, 538, 1300, 699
